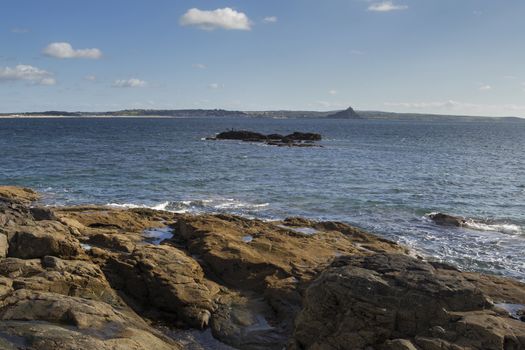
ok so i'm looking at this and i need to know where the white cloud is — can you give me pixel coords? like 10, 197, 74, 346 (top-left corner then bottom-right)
350, 49, 365, 55
112, 78, 147, 88
263, 16, 278, 23
328, 89, 338, 95
192, 63, 207, 69
43, 42, 102, 59
180, 8, 252, 31
85, 75, 97, 81
208, 83, 222, 89
368, 1, 408, 12
479, 84, 492, 91
0, 64, 56, 85
384, 100, 525, 117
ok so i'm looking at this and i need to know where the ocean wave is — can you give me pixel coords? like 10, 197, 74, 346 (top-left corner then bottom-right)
423, 212, 522, 235
106, 198, 269, 215
463, 220, 522, 235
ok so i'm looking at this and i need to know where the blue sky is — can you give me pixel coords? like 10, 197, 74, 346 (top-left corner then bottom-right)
1, 0, 524, 116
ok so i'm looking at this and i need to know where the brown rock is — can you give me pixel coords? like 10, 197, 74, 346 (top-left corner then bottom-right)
0, 186, 40, 204
0, 290, 180, 349
292, 253, 525, 350
104, 244, 218, 329
7, 221, 84, 259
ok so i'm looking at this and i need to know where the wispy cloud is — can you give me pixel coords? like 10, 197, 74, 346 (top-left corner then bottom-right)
192, 63, 207, 69
384, 100, 525, 117
85, 75, 97, 81
263, 16, 278, 23
180, 8, 252, 31
208, 83, 223, 89
350, 49, 365, 55
43, 42, 102, 59
328, 89, 338, 95
479, 84, 492, 91
368, 1, 408, 12
0, 64, 55, 85
112, 78, 147, 88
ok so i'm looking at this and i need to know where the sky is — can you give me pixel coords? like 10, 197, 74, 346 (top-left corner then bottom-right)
1, 0, 525, 117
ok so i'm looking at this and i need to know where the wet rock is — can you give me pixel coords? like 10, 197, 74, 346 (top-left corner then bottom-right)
427, 212, 466, 227
292, 253, 525, 350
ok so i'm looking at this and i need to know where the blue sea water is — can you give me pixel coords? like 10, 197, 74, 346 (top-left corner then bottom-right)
1, 117, 524, 279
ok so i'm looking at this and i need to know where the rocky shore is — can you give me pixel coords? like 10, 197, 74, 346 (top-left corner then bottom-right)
1, 185, 525, 349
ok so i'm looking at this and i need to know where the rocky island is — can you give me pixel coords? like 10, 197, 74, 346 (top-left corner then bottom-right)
1, 185, 524, 349
207, 130, 323, 147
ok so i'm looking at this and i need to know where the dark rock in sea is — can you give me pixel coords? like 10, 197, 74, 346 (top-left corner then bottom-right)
325, 106, 362, 119
216, 130, 268, 142
282, 132, 321, 141
210, 130, 322, 147
427, 212, 467, 227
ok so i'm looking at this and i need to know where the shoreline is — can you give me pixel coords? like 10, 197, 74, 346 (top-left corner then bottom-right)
1, 185, 525, 349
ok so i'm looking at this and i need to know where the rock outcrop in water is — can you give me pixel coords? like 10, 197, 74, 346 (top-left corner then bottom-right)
208, 130, 322, 147
1, 185, 525, 349
427, 212, 467, 227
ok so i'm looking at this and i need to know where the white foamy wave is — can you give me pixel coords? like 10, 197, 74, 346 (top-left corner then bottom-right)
106, 198, 269, 215
106, 201, 170, 210
463, 220, 522, 235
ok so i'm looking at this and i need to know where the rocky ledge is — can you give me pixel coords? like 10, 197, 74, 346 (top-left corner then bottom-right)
206, 130, 323, 147
1, 186, 524, 349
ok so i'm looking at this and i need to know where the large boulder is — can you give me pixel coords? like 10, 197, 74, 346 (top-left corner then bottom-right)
103, 244, 218, 329
292, 253, 525, 350
7, 222, 84, 259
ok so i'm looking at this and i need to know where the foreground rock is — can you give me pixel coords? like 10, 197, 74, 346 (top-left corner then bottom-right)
1, 186, 525, 349
208, 130, 322, 147
292, 253, 525, 350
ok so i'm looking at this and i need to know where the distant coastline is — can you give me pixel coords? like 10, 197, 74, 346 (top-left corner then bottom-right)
0, 107, 523, 122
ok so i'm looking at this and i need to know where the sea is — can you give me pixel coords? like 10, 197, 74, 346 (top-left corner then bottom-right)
1, 116, 524, 280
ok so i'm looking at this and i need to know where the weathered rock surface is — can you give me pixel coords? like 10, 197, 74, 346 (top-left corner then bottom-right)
292, 253, 525, 350
103, 244, 219, 329
174, 214, 408, 348
0, 186, 40, 204
1, 186, 525, 350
